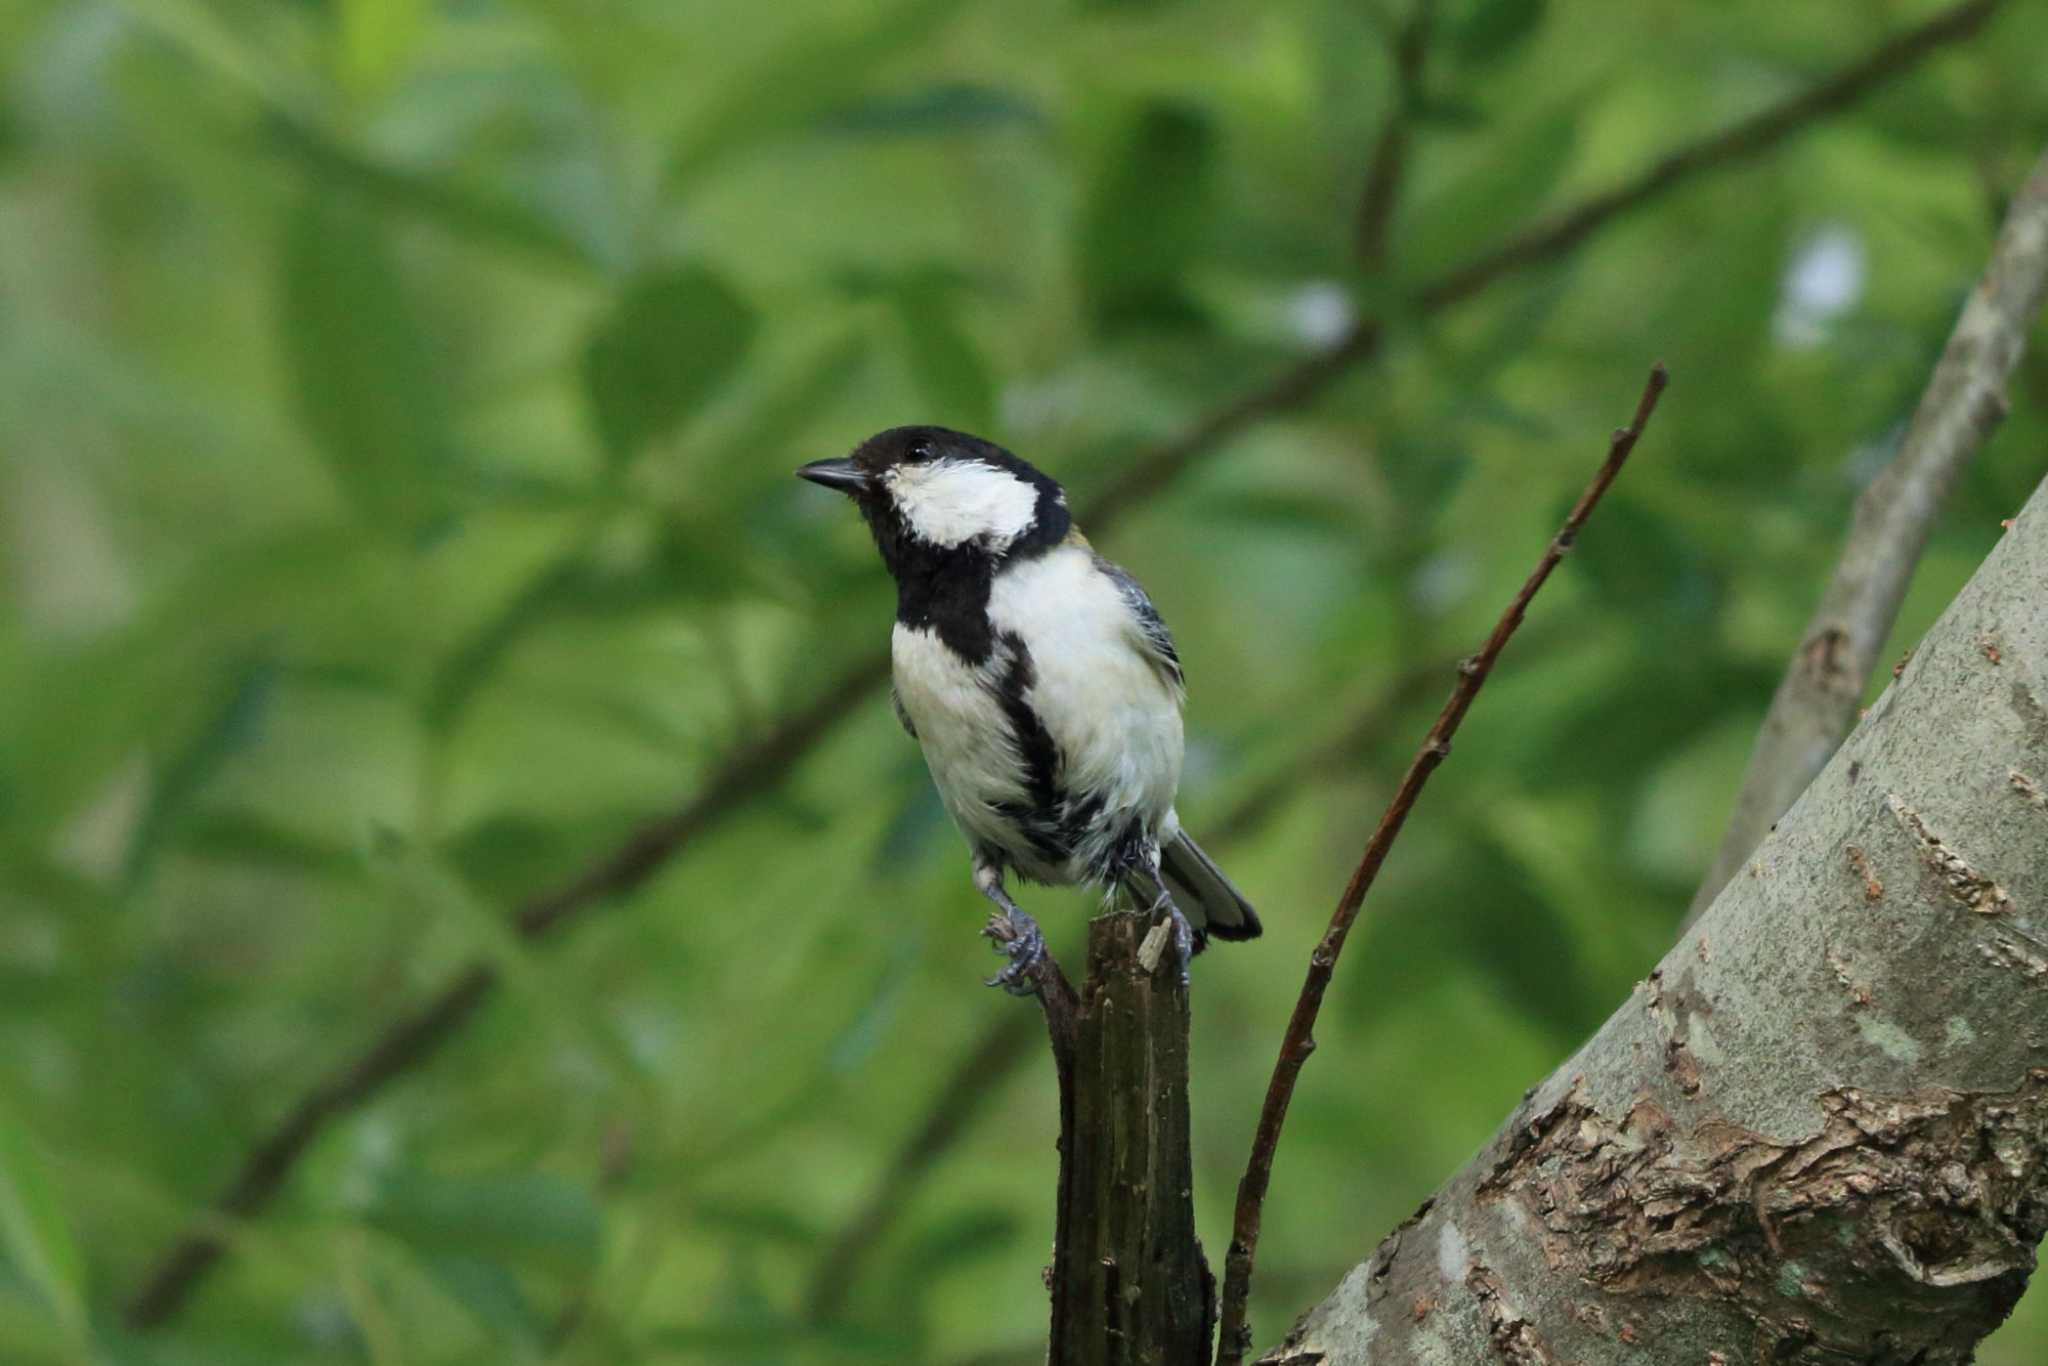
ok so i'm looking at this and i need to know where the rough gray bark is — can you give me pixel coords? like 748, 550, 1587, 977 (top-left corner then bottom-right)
1051, 912, 1214, 1365
1263, 475, 2048, 1364
1686, 143, 2048, 926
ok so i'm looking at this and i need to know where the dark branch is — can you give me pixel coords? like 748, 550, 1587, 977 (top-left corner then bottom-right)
1212, 365, 1669, 1366
122, 656, 883, 1330
1084, 327, 1384, 536
1354, 0, 1435, 271
1415, 0, 2008, 313
1087, 0, 2001, 536
121, 963, 497, 1330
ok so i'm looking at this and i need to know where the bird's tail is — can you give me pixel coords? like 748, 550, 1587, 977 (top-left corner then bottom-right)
1159, 828, 1261, 946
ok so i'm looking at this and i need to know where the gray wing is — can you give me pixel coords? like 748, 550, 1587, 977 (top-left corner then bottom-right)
1094, 555, 1184, 693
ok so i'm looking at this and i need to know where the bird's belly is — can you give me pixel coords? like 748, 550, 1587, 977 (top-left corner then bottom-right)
890, 548, 1187, 888
891, 624, 1053, 869
989, 550, 1184, 841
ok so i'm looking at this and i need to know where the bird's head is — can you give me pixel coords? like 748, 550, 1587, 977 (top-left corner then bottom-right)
798, 426, 1071, 573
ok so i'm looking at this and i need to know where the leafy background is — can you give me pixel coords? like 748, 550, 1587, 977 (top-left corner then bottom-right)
4, 0, 2048, 1361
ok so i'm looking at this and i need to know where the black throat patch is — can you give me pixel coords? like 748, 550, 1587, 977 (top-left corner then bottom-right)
860, 480, 1070, 666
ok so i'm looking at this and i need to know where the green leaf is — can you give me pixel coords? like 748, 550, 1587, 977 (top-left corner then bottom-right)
581, 265, 756, 463
1451, 0, 1548, 65
266, 117, 598, 272
894, 1209, 1020, 1287
425, 553, 584, 731
647, 1316, 914, 1359
422, 1256, 545, 1349
1536, 651, 1779, 789
690, 1196, 822, 1246
893, 276, 996, 432
1564, 493, 1724, 631
362, 1170, 602, 1277
689, 328, 871, 513
1449, 837, 1603, 1041
1078, 102, 1219, 336
1401, 93, 1584, 281
279, 187, 449, 529
177, 810, 357, 874
664, 0, 976, 192
818, 83, 1045, 138
0, 1118, 86, 1341
337, 0, 424, 98
1411, 93, 1488, 129
123, 658, 277, 886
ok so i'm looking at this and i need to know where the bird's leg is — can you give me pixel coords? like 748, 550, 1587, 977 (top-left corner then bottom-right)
976, 862, 1044, 996
1129, 859, 1194, 985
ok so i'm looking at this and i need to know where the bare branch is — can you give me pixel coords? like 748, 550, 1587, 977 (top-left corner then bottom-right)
1684, 140, 2048, 926
1214, 366, 1669, 1366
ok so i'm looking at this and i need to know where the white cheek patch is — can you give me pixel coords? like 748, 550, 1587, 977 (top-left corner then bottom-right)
887, 458, 1039, 551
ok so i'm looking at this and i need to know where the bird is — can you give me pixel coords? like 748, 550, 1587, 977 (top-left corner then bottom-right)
797, 425, 1260, 991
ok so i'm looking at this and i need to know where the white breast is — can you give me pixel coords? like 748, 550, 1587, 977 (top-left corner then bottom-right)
889, 544, 1186, 887
988, 547, 1184, 869
891, 622, 1034, 862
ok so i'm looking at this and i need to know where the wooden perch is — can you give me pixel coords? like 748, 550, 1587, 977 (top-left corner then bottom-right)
1022, 912, 1215, 1366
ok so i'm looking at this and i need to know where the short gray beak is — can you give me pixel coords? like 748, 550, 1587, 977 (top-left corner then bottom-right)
796, 458, 870, 495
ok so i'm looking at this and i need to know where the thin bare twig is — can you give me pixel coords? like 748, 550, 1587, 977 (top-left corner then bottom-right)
1683, 140, 2048, 927
1212, 365, 1669, 1366
122, 0, 2002, 1328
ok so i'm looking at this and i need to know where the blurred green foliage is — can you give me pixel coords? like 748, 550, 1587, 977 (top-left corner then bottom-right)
3, 0, 2047, 1362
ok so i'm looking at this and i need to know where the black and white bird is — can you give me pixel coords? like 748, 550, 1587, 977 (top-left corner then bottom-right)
798, 426, 1260, 989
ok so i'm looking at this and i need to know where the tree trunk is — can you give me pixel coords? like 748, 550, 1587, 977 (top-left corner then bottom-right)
1051, 911, 1215, 1365
1264, 475, 2048, 1364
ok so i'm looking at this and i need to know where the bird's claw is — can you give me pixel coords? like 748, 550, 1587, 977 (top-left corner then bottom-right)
982, 906, 1046, 997
1146, 890, 1195, 987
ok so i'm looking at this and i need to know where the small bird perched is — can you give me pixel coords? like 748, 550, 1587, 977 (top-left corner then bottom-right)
798, 426, 1260, 990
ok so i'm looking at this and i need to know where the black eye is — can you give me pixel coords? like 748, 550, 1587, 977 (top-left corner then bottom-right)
908, 440, 934, 462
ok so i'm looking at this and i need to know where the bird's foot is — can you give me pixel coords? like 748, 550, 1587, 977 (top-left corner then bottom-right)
982, 906, 1046, 997
1141, 891, 1195, 987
